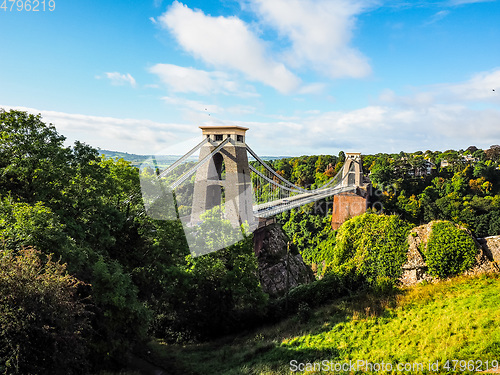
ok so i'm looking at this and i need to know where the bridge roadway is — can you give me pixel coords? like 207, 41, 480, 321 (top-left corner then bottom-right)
253, 185, 357, 218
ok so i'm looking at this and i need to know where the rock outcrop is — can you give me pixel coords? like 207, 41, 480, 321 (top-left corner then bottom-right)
253, 223, 314, 297
400, 223, 434, 286
477, 236, 500, 264
400, 221, 498, 286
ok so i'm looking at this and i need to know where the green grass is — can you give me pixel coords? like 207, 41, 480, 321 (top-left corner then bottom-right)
143, 273, 500, 375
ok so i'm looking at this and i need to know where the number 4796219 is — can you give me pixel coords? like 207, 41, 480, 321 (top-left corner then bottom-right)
1, 0, 56, 11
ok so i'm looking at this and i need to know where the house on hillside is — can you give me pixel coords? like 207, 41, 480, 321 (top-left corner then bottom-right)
463, 154, 479, 163
414, 160, 435, 177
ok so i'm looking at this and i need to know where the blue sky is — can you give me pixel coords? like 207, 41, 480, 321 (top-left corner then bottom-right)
1, 0, 499, 156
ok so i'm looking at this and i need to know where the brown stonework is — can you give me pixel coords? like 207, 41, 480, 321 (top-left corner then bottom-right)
331, 190, 368, 230
331, 153, 370, 229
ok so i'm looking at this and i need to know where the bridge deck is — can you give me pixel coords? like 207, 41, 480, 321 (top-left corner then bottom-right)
253, 185, 357, 218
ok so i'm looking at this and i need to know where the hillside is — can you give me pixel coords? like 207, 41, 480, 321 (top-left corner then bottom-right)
146, 273, 500, 375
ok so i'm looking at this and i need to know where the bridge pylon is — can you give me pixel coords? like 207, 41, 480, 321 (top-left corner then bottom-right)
191, 125, 255, 228
342, 152, 364, 187
332, 152, 371, 229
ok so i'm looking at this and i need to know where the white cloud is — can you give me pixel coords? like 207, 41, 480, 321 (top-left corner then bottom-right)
425, 10, 450, 25
440, 68, 500, 101
240, 70, 500, 155
298, 83, 327, 95
157, 1, 301, 93
225, 105, 257, 115
3, 95, 499, 157
1, 105, 195, 154
4, 68, 499, 157
161, 96, 222, 114
380, 68, 500, 105
242, 103, 500, 156
160, 96, 256, 117
448, 0, 495, 5
100, 72, 137, 87
149, 63, 257, 97
250, 0, 373, 79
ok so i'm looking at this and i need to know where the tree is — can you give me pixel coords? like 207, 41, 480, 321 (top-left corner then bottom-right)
0, 109, 71, 203
0, 247, 91, 374
465, 145, 478, 154
152, 206, 267, 341
369, 155, 397, 188
281, 208, 331, 269
485, 145, 500, 162
90, 257, 151, 358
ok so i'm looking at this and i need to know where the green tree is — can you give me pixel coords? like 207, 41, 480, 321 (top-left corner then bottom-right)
281, 208, 331, 270
90, 258, 151, 357
0, 247, 91, 374
0, 109, 71, 203
0, 197, 86, 273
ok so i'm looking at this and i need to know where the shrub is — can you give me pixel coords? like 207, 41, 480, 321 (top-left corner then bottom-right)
323, 213, 413, 287
424, 221, 478, 278
297, 302, 312, 323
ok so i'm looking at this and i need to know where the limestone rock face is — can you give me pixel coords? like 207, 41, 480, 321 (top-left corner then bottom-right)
400, 221, 497, 286
400, 223, 434, 286
253, 224, 314, 297
478, 236, 500, 264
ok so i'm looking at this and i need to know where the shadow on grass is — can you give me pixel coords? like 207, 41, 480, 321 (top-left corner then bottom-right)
160, 290, 405, 375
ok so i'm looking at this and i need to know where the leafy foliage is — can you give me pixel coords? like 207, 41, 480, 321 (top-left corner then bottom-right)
0, 247, 91, 375
366, 148, 500, 237
424, 221, 478, 278
155, 207, 268, 342
280, 208, 332, 269
0, 109, 71, 204
323, 213, 413, 287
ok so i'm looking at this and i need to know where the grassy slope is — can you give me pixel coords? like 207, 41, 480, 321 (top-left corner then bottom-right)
146, 273, 500, 375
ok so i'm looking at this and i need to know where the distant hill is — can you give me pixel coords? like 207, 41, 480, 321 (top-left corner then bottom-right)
99, 150, 180, 168
99, 150, 150, 166
99, 149, 289, 168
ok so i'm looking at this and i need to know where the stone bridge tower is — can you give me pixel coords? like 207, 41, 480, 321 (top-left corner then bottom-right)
332, 152, 370, 229
341, 152, 364, 187
191, 125, 255, 227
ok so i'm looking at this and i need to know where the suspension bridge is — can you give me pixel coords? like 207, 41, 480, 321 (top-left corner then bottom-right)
146, 125, 369, 229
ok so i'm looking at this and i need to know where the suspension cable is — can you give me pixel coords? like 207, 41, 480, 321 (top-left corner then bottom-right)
248, 164, 303, 193
158, 137, 209, 178
170, 138, 231, 189
246, 144, 307, 192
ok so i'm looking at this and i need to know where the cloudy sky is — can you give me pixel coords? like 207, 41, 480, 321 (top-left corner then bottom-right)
1, 0, 499, 156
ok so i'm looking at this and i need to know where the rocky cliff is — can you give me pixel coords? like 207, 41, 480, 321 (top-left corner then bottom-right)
253, 223, 314, 297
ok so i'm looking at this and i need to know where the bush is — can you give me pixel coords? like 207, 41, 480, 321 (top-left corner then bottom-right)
0, 247, 91, 374
424, 221, 478, 278
297, 302, 312, 323
323, 213, 413, 287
